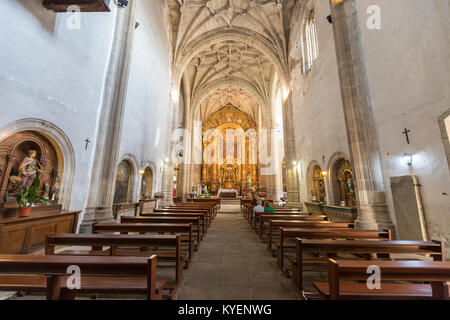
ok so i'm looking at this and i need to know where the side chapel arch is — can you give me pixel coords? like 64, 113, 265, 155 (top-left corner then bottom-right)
0, 119, 75, 210
307, 160, 326, 203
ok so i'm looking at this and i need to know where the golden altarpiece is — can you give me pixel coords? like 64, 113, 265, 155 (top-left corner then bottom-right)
201, 104, 259, 196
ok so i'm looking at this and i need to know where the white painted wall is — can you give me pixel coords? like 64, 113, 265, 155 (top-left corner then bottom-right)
289, 0, 450, 253
0, 0, 173, 212
289, 0, 349, 204
119, 0, 172, 198
356, 0, 450, 247
0, 0, 117, 211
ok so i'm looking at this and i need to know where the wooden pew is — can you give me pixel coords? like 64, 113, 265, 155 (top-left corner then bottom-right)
46, 232, 183, 297
167, 205, 215, 220
258, 214, 326, 238
252, 211, 311, 230
315, 259, 450, 300
91, 223, 192, 268
141, 212, 207, 235
240, 198, 253, 214
278, 228, 392, 270
0, 254, 163, 300
121, 216, 202, 247
185, 198, 221, 215
153, 208, 211, 227
187, 198, 220, 206
267, 221, 354, 253
171, 202, 218, 217
289, 237, 445, 294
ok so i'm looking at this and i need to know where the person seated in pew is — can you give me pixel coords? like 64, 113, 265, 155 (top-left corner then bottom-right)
264, 201, 274, 213
253, 200, 265, 224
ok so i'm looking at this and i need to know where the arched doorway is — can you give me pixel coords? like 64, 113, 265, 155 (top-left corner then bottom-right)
114, 160, 132, 204
332, 158, 356, 208
140, 167, 153, 200
0, 130, 62, 208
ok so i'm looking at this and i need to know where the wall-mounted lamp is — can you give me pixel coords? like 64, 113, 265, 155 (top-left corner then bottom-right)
402, 153, 413, 166
139, 169, 145, 176
321, 170, 328, 177
164, 158, 170, 163
292, 161, 297, 166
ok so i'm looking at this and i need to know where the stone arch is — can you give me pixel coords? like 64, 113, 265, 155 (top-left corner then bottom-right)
140, 161, 157, 199
327, 152, 356, 207
306, 160, 326, 203
0, 118, 75, 210
115, 153, 140, 203
191, 78, 269, 119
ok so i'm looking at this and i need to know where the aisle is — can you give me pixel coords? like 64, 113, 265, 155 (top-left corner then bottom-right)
175, 203, 299, 300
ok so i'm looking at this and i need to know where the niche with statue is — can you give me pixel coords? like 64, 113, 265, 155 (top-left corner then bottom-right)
0, 131, 62, 209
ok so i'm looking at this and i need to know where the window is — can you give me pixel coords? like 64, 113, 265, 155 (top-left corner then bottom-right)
302, 10, 319, 75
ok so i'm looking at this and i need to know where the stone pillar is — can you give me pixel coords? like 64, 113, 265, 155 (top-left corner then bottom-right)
160, 93, 180, 207
282, 93, 301, 204
330, 0, 393, 230
80, 1, 138, 232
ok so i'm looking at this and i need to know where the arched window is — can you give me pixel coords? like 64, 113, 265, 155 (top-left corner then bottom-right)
302, 10, 319, 75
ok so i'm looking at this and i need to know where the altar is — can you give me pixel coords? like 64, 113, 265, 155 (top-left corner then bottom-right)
218, 188, 238, 198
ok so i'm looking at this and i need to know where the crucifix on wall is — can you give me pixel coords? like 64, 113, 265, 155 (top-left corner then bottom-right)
402, 128, 411, 144
84, 138, 91, 150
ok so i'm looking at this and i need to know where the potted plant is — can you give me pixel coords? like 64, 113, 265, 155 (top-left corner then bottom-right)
14, 174, 48, 218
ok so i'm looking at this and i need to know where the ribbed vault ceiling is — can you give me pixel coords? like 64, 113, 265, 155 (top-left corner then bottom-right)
166, 0, 298, 123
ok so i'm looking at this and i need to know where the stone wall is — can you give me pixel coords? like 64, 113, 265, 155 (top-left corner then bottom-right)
289, 0, 349, 205
289, 0, 450, 253
356, 0, 450, 248
0, 1, 173, 225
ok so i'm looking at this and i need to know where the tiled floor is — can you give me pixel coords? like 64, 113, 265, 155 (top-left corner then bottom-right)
175, 203, 300, 300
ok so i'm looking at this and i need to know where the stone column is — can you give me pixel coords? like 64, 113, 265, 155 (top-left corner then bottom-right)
282, 93, 301, 205
80, 1, 138, 232
160, 94, 180, 207
329, 0, 393, 230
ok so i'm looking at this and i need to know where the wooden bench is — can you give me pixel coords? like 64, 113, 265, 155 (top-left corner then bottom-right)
279, 228, 392, 271
121, 215, 202, 246
91, 223, 193, 267
289, 237, 445, 294
314, 259, 450, 300
258, 214, 326, 238
154, 208, 211, 227
167, 205, 215, 221
186, 198, 221, 211
0, 254, 164, 300
141, 212, 207, 235
46, 233, 183, 298
267, 221, 354, 253
171, 203, 217, 217
252, 211, 312, 230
